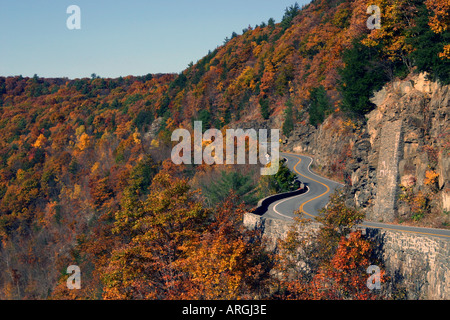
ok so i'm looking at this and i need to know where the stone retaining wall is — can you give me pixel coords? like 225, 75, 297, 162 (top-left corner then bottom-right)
243, 212, 450, 300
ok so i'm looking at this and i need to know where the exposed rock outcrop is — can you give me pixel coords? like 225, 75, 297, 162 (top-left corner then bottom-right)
351, 73, 449, 225
284, 73, 449, 227
243, 212, 450, 300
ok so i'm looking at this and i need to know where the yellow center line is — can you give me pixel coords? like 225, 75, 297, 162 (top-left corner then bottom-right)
282, 152, 330, 219
282, 152, 450, 239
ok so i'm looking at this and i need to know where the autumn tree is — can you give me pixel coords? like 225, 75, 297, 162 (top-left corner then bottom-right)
309, 231, 385, 300
362, 0, 421, 74
101, 170, 209, 299
425, 0, 450, 36
273, 192, 386, 300
178, 196, 273, 299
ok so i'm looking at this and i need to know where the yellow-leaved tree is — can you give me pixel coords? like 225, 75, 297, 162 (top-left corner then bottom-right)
362, 0, 419, 71
425, 0, 450, 59
178, 196, 272, 300
100, 168, 272, 300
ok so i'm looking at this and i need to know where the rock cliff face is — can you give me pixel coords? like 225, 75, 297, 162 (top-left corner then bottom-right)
243, 212, 450, 300
284, 115, 358, 182
351, 73, 449, 225
247, 74, 450, 299
284, 73, 450, 227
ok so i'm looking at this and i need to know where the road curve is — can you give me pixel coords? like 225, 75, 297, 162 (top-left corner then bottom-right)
262, 152, 450, 240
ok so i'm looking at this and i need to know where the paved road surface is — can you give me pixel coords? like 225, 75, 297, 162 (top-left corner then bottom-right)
262, 152, 450, 240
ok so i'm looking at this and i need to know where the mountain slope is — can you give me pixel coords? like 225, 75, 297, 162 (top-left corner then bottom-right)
0, 0, 449, 299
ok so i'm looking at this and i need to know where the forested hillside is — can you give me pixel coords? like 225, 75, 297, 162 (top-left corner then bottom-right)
0, 0, 448, 299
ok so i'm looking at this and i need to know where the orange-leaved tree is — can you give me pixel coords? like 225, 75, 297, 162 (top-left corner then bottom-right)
177, 196, 273, 300
309, 231, 386, 300
101, 170, 209, 300
274, 192, 386, 300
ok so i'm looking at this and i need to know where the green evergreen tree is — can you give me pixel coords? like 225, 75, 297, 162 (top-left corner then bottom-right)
201, 171, 257, 207
68, 158, 79, 175
308, 86, 330, 127
259, 97, 270, 120
408, 4, 450, 85
338, 40, 389, 117
127, 155, 159, 196
282, 99, 294, 137
281, 3, 300, 30
267, 159, 300, 193
194, 109, 212, 131
133, 109, 154, 130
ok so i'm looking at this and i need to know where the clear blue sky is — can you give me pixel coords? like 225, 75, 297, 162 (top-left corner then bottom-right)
0, 0, 310, 79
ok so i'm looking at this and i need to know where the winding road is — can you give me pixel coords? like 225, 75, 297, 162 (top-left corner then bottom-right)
262, 152, 450, 240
